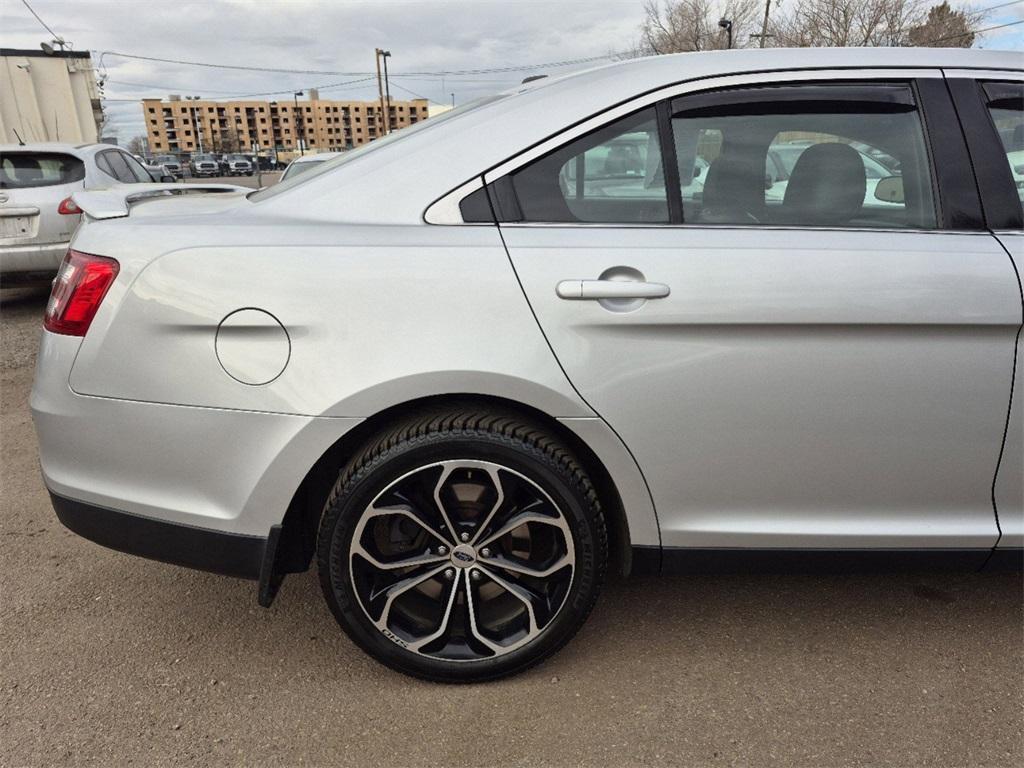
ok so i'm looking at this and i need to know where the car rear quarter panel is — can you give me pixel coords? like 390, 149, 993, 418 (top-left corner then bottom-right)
60, 219, 661, 545
69, 222, 589, 419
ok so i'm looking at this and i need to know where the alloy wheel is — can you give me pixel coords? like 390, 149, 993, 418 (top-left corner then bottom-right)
348, 459, 575, 661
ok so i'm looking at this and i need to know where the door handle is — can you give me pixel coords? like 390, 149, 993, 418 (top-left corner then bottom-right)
556, 279, 671, 300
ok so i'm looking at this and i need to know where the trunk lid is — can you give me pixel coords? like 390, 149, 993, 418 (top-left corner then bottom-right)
71, 183, 248, 220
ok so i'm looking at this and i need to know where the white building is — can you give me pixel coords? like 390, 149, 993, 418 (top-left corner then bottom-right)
0, 48, 103, 145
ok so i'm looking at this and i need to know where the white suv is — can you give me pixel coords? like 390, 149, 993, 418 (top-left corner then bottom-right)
0, 143, 174, 279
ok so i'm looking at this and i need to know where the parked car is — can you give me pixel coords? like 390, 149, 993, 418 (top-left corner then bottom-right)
222, 154, 253, 176
0, 143, 175, 280
190, 153, 220, 178
153, 154, 184, 178
279, 152, 336, 181
32, 49, 1022, 682
134, 154, 177, 184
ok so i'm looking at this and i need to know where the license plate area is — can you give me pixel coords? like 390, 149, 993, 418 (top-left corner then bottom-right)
0, 214, 38, 240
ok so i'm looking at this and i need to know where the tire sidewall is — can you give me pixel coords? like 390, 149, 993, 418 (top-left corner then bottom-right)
318, 431, 602, 682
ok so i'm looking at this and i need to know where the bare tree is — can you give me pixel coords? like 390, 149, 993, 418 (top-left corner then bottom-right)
638, 0, 761, 53
770, 0, 925, 47
907, 1, 978, 46
125, 135, 148, 156
638, 0, 990, 53
219, 127, 241, 154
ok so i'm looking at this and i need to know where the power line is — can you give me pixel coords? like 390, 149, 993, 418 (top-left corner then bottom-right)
106, 79, 268, 95
105, 76, 380, 102
387, 80, 447, 106
973, 0, 1024, 13
926, 17, 1024, 43
19, 0, 60, 40
97, 50, 625, 77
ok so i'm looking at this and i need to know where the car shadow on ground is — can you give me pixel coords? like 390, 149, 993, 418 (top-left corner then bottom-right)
72, 550, 1022, 688
0, 284, 51, 307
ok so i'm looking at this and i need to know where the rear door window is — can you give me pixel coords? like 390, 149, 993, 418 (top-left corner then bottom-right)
670, 83, 937, 229
0, 152, 85, 189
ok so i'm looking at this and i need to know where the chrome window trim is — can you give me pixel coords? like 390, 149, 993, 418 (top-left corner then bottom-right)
426, 67, 943, 225
943, 69, 1023, 81
492, 223, 990, 236
423, 175, 485, 225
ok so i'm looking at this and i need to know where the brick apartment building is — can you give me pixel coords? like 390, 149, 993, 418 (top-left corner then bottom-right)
142, 88, 429, 156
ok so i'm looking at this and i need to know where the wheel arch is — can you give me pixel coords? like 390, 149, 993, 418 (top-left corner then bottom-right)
273, 393, 643, 581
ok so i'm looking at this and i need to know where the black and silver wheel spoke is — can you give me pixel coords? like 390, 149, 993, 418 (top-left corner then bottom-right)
369, 563, 450, 630
405, 573, 461, 653
350, 460, 575, 662
479, 552, 573, 579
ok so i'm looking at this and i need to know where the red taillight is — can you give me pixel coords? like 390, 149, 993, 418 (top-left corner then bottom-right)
44, 250, 119, 336
57, 197, 81, 215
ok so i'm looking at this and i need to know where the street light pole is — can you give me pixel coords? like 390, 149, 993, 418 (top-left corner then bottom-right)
187, 96, 204, 155
293, 91, 304, 156
718, 18, 733, 49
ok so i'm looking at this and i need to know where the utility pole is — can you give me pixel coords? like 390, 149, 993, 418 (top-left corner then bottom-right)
381, 50, 392, 134
374, 48, 387, 138
758, 0, 772, 48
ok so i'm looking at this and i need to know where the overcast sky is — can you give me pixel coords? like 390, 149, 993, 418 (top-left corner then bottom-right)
3, 0, 1022, 144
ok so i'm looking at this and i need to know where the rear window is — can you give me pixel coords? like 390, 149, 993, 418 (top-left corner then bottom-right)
0, 152, 85, 189
281, 160, 325, 180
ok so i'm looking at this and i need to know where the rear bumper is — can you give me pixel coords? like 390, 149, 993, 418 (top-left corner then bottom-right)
50, 491, 267, 579
31, 331, 362, 540
0, 241, 67, 275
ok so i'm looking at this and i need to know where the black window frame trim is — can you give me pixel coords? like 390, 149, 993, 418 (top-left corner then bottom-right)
669, 82, 918, 117
946, 77, 1023, 231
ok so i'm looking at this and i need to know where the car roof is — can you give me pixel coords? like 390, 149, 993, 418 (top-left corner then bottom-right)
0, 142, 133, 159
1, 142, 90, 154
256, 47, 1021, 224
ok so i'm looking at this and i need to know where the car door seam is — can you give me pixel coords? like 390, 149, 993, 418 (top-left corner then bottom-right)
491, 219, 663, 548
985, 233, 1024, 561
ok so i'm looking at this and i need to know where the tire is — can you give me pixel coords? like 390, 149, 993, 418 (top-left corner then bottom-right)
317, 407, 608, 682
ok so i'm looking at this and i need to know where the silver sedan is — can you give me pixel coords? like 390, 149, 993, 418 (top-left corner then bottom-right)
31, 47, 1023, 682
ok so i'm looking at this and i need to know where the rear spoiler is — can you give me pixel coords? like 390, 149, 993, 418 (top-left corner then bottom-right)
71, 183, 247, 220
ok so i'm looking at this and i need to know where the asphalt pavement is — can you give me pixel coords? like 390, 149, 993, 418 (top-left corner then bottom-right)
1, 281, 1022, 767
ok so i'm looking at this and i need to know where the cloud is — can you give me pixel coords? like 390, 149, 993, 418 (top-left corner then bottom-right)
6, 1, 1021, 143
3, 0, 645, 142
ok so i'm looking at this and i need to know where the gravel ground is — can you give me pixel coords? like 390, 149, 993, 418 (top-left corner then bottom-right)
1, 288, 1022, 767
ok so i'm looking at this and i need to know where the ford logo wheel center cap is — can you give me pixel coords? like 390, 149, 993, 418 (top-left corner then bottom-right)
450, 544, 477, 568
